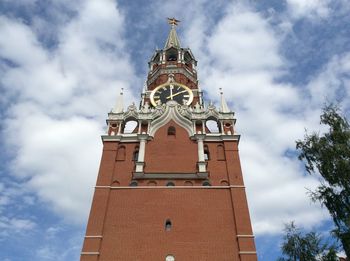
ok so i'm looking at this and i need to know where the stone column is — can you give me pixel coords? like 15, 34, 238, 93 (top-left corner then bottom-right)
135, 134, 148, 173
202, 120, 206, 134
196, 134, 206, 173
117, 122, 122, 135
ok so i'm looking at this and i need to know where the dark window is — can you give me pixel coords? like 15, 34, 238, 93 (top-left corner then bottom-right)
129, 181, 138, 187
203, 181, 211, 186
153, 53, 160, 63
184, 52, 192, 63
133, 147, 139, 161
166, 48, 177, 61
166, 181, 175, 187
204, 145, 210, 161
165, 219, 172, 231
168, 126, 176, 136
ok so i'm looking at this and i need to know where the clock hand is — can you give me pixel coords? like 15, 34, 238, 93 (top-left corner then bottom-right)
166, 90, 187, 99
169, 85, 174, 100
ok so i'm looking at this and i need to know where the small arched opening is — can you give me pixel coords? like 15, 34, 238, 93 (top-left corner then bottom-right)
217, 145, 225, 160
203, 180, 211, 186
206, 119, 220, 133
129, 181, 138, 187
166, 47, 178, 61
166, 181, 175, 187
165, 219, 172, 231
116, 146, 126, 161
124, 120, 138, 134
167, 126, 176, 137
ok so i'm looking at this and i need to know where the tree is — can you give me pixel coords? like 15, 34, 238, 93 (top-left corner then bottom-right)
296, 104, 350, 256
278, 222, 338, 261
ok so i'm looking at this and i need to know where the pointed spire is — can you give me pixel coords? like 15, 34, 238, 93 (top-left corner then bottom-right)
164, 17, 181, 49
113, 88, 124, 113
220, 88, 230, 113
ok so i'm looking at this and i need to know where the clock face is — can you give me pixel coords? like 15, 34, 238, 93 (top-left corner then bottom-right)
150, 83, 193, 107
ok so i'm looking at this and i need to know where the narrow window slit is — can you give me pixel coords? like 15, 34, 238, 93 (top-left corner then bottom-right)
165, 219, 172, 231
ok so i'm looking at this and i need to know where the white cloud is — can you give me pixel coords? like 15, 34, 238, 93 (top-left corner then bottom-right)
0, 216, 36, 238
1, 0, 137, 224
307, 53, 350, 110
286, 0, 331, 19
181, 2, 340, 235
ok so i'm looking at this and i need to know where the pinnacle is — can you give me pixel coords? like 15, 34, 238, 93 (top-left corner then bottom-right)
164, 17, 181, 49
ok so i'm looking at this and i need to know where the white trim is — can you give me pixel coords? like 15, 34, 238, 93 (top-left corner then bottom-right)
81, 252, 100, 255
95, 185, 245, 189
239, 251, 257, 255
85, 235, 103, 238
237, 235, 255, 238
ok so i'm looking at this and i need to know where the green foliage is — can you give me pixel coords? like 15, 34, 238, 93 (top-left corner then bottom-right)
296, 104, 350, 256
278, 222, 338, 261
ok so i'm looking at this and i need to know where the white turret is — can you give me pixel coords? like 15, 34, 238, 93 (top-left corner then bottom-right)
113, 88, 124, 113
219, 88, 230, 113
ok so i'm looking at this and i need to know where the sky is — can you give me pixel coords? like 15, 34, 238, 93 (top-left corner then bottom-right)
0, 0, 350, 260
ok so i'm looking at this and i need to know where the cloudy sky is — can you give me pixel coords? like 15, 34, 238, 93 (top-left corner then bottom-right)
1, 0, 350, 260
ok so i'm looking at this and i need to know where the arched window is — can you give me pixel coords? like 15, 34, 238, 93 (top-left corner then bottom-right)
202, 180, 211, 186
167, 126, 176, 136
124, 120, 138, 133
184, 181, 193, 186
166, 255, 175, 261
217, 145, 225, 160
165, 219, 172, 231
116, 146, 126, 161
133, 147, 139, 161
206, 120, 219, 133
166, 47, 177, 61
148, 181, 157, 186
220, 180, 229, 186
204, 145, 210, 161
166, 181, 175, 187
129, 181, 138, 187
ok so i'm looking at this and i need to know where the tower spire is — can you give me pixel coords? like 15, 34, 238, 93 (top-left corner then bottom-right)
164, 17, 181, 49
219, 88, 230, 113
113, 88, 124, 113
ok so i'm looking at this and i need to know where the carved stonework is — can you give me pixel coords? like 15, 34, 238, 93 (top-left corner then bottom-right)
106, 99, 236, 140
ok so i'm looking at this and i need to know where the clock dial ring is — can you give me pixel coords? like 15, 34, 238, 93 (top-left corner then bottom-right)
150, 82, 194, 107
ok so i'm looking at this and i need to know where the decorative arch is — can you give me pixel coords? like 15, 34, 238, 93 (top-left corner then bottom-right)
116, 146, 126, 161
220, 180, 229, 186
111, 180, 120, 186
147, 181, 157, 186
217, 145, 225, 160
149, 102, 193, 137
184, 181, 193, 186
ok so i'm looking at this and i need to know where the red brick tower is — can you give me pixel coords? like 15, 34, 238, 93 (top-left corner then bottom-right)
81, 18, 257, 261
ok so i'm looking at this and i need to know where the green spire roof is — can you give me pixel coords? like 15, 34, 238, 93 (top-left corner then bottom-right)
164, 17, 181, 49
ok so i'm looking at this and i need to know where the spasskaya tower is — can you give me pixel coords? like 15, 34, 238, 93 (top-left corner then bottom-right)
81, 18, 257, 261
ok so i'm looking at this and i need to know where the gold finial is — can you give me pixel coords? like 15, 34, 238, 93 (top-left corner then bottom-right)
167, 17, 180, 27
